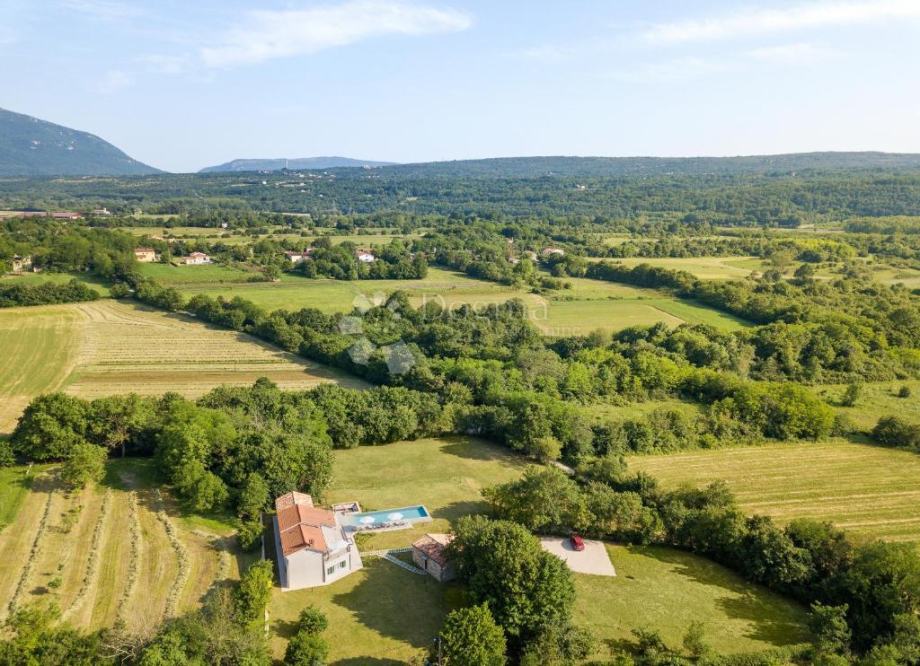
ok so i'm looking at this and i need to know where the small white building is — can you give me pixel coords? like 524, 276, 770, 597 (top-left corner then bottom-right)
10, 255, 32, 274
273, 491, 363, 590
285, 249, 313, 264
183, 252, 211, 265
355, 250, 376, 263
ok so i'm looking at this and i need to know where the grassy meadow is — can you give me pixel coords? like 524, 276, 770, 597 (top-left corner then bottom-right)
575, 544, 811, 657
630, 440, 920, 543
0, 271, 111, 295
0, 300, 363, 433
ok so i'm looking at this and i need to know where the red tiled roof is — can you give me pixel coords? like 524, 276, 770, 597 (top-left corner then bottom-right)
412, 533, 453, 567
275, 492, 337, 556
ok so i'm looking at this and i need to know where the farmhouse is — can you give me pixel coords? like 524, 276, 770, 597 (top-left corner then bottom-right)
285, 249, 313, 264
133, 247, 158, 263
273, 491, 363, 590
355, 250, 376, 263
183, 252, 211, 265
411, 533, 455, 582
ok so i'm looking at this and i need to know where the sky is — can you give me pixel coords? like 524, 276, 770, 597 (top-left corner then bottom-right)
2, 0, 920, 172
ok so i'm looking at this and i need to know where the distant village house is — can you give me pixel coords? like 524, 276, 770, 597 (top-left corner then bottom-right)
285, 249, 313, 264
183, 252, 211, 265
273, 492, 363, 590
10, 255, 32, 274
355, 250, 376, 263
133, 247, 158, 263
411, 533, 455, 582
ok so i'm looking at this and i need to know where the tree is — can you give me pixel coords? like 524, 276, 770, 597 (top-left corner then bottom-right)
295, 606, 328, 635
284, 631, 328, 666
483, 466, 586, 532
841, 383, 862, 407
12, 393, 90, 461
435, 604, 506, 666
235, 560, 274, 623
60, 443, 107, 490
449, 516, 575, 643
682, 621, 708, 659
809, 603, 851, 657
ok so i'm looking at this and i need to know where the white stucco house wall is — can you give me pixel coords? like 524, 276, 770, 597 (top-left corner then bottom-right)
273, 491, 363, 590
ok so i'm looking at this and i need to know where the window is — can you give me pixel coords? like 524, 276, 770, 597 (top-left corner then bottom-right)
339, 560, 347, 569
326, 565, 335, 576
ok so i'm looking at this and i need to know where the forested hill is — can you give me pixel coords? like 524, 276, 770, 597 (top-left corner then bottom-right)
377, 152, 920, 178
0, 108, 161, 176
200, 156, 396, 172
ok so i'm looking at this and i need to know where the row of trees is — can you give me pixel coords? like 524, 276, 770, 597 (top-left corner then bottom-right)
0, 278, 100, 308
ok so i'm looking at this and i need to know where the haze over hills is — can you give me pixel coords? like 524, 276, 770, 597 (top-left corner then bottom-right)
0, 108, 161, 177
368, 153, 920, 178
200, 156, 396, 173
200, 153, 920, 179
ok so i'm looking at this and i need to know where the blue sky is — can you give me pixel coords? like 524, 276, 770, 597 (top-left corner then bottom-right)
2, 0, 919, 172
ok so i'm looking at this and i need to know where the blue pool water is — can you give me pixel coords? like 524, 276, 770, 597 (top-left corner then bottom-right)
341, 505, 430, 527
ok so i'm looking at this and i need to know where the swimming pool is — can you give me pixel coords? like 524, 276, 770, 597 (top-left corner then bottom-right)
340, 504, 431, 529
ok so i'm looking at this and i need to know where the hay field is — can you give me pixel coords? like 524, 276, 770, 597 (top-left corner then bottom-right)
596, 256, 765, 280
0, 300, 364, 433
630, 440, 920, 543
0, 461, 249, 632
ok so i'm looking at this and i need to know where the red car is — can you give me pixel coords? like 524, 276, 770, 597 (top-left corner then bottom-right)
570, 533, 585, 551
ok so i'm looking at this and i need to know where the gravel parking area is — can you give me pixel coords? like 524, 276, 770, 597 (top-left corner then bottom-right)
540, 537, 616, 576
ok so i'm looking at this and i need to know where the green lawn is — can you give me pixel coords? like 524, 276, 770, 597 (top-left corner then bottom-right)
269, 558, 461, 663
0, 465, 34, 531
135, 262, 261, 285
577, 544, 811, 657
630, 439, 920, 543
326, 436, 529, 551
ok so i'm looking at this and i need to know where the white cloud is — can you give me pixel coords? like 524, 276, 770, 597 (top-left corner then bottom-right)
642, 0, 920, 44
96, 69, 134, 94
200, 0, 472, 68
747, 42, 837, 64
139, 54, 189, 75
610, 56, 741, 83
60, 0, 144, 22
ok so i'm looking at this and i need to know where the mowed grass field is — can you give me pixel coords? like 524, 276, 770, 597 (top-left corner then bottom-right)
269, 437, 810, 661
0, 300, 364, 433
630, 440, 920, 543
576, 544, 811, 657
0, 460, 252, 633
591, 256, 766, 280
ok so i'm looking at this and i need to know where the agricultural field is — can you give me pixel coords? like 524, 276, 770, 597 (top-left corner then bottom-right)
0, 459, 252, 633
123, 226, 422, 247
269, 437, 811, 662
171, 266, 747, 334
629, 440, 920, 543
0, 300, 363, 433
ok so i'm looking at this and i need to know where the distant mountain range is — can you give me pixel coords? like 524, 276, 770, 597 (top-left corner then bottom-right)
0, 108, 160, 177
369, 153, 920, 178
199, 156, 396, 173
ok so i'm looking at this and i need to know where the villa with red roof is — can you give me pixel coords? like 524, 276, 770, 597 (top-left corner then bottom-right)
273, 491, 363, 590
